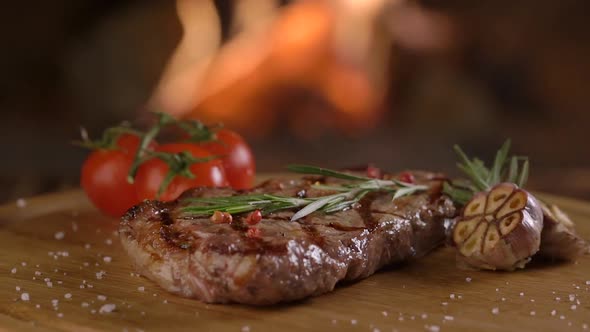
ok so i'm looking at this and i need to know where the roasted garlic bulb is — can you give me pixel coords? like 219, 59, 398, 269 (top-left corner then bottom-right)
452, 183, 543, 271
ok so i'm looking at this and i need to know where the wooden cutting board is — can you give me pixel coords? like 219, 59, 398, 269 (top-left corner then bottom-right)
1, 188, 589, 332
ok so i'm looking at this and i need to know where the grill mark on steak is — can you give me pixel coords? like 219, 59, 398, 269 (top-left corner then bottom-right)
119, 172, 457, 305
358, 193, 379, 230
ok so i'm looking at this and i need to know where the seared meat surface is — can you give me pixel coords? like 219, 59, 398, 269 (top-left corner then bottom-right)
119, 173, 456, 305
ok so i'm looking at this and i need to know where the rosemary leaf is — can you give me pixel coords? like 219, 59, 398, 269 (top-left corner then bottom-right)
517, 159, 529, 187
286, 164, 370, 181
488, 139, 511, 185
506, 156, 519, 183
291, 192, 351, 221
393, 185, 429, 200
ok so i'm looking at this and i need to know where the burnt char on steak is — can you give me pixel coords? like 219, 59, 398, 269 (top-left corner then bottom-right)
119, 172, 457, 305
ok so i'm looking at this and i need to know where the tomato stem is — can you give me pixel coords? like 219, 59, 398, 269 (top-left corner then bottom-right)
127, 113, 176, 183
147, 151, 218, 199
74, 125, 140, 151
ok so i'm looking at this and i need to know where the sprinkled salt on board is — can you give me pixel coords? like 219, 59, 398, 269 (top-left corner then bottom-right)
20, 293, 30, 301
16, 198, 27, 208
54, 231, 65, 240
99, 304, 116, 314
492, 307, 499, 315
426, 325, 440, 332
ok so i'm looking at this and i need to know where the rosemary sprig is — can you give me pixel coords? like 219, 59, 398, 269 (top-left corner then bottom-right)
181, 166, 428, 221
443, 139, 530, 205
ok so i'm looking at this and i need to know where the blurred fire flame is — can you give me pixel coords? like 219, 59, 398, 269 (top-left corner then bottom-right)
149, 1, 387, 138
151, 0, 453, 138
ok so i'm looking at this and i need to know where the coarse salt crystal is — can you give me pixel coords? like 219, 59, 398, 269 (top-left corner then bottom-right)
96, 271, 105, 280
426, 325, 440, 332
351, 319, 357, 325
373, 329, 381, 332
64, 293, 72, 299
163, 300, 168, 304
51, 299, 59, 306
21, 262, 27, 267
46, 281, 53, 288
444, 315, 454, 321
54, 232, 65, 240
569, 294, 575, 302
382, 311, 388, 317
105, 239, 113, 245
501, 298, 506, 302
138, 286, 145, 292
441, 302, 448, 306
450, 294, 455, 299
16, 198, 27, 208
84, 244, 91, 250
91, 310, 96, 314
34, 271, 41, 276
241, 326, 250, 332
530, 311, 536, 316
551, 310, 557, 316
495, 288, 499, 292
35, 304, 40, 309
16, 286, 21, 291
555, 297, 561, 301
99, 304, 116, 314
560, 315, 566, 320
21, 293, 30, 301
81, 302, 89, 308
103, 256, 112, 263
492, 307, 499, 315
586, 281, 590, 285
11, 268, 17, 274
57, 281, 63, 284
583, 323, 588, 329
421, 314, 428, 319
571, 305, 577, 310
519, 292, 525, 297
465, 277, 472, 282
97, 295, 107, 301
57, 313, 63, 318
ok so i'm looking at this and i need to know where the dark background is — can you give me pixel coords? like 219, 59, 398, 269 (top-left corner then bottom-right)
1, 0, 589, 202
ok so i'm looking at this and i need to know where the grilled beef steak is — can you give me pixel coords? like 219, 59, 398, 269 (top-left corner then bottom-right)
119, 173, 456, 305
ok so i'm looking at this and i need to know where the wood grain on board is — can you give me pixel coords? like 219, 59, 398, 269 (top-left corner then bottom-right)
0, 187, 589, 332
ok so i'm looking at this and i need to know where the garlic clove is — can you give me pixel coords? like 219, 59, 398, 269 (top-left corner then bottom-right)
464, 192, 487, 217
539, 203, 589, 261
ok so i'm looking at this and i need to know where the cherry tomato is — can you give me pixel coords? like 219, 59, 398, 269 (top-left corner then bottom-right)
200, 129, 255, 190
81, 134, 157, 217
81, 135, 142, 217
135, 143, 228, 201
